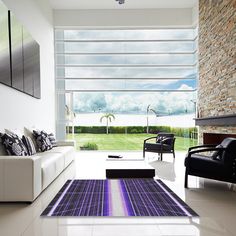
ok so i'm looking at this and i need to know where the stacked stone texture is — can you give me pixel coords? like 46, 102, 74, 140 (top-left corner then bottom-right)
198, 0, 236, 142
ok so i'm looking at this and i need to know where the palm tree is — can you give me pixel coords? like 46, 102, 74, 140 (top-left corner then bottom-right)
65, 105, 76, 121
146, 105, 158, 134
100, 113, 115, 134
65, 105, 76, 135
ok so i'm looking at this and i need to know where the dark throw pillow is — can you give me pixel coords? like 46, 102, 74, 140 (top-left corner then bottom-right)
22, 136, 37, 155
33, 130, 52, 152
156, 136, 164, 143
0, 133, 28, 156
161, 138, 172, 146
48, 133, 57, 147
212, 144, 223, 160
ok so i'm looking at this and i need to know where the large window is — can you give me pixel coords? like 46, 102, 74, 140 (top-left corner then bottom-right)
55, 28, 198, 150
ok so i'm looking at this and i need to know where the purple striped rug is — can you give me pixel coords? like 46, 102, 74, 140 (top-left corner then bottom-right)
41, 179, 198, 217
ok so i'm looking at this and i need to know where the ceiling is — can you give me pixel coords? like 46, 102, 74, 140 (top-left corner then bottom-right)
49, 0, 197, 10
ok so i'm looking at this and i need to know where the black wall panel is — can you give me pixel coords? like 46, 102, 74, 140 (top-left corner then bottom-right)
23, 28, 34, 96
23, 28, 41, 98
10, 12, 24, 91
33, 44, 41, 98
0, 3, 11, 86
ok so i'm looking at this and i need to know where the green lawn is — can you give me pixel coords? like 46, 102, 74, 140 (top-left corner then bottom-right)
67, 133, 198, 151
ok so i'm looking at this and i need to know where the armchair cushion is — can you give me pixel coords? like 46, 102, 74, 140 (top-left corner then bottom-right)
144, 143, 172, 152
161, 138, 173, 146
185, 154, 225, 175
145, 143, 162, 151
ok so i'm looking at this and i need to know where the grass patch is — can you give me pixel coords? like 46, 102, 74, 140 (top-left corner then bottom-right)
67, 133, 198, 151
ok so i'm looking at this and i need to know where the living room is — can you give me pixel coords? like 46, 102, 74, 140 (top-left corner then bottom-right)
0, 0, 235, 235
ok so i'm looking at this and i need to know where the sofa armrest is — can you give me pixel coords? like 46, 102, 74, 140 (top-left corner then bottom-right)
57, 140, 76, 147
0, 155, 42, 202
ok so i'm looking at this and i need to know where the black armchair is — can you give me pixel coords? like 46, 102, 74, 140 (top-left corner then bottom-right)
143, 133, 176, 160
184, 138, 236, 188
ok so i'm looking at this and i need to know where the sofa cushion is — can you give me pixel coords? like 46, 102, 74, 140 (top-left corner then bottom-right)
46, 146, 74, 154
41, 153, 64, 189
0, 133, 28, 156
33, 130, 52, 152
47, 146, 74, 167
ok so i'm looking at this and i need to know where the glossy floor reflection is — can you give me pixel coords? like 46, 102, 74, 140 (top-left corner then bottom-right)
0, 151, 235, 236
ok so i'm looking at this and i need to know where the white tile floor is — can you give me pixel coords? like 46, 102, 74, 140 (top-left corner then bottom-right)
0, 151, 236, 236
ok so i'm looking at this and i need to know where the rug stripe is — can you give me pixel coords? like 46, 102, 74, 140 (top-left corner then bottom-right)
108, 180, 126, 216
117, 180, 129, 216
48, 179, 74, 216
119, 180, 136, 216
105, 181, 113, 216
156, 180, 198, 216
154, 180, 191, 217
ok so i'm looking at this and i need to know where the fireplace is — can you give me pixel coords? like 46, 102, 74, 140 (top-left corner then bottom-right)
203, 133, 236, 145
196, 114, 236, 144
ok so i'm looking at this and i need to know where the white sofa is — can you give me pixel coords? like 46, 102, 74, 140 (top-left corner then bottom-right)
0, 135, 75, 202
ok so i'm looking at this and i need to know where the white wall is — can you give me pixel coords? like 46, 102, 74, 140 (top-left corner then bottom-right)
0, 0, 55, 132
54, 9, 194, 28
192, 1, 199, 27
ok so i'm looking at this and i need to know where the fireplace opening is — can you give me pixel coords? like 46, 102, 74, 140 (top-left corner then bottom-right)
203, 133, 236, 145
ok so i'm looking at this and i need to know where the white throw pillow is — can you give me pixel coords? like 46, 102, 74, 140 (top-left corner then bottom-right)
24, 127, 39, 151
5, 128, 24, 138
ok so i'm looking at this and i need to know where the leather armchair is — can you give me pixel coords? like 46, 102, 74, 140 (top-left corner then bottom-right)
184, 137, 236, 188
143, 133, 176, 160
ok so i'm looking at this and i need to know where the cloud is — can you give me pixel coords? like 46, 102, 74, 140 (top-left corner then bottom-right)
73, 92, 196, 115
178, 84, 194, 90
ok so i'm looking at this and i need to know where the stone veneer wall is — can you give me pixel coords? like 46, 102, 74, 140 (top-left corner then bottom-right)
198, 0, 236, 143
